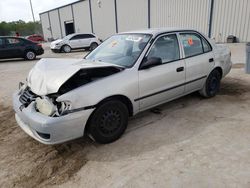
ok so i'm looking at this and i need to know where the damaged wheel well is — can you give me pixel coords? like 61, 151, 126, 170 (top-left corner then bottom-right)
84, 95, 133, 134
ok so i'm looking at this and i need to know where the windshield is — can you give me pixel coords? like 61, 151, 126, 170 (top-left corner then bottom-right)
85, 34, 152, 68
63, 34, 74, 40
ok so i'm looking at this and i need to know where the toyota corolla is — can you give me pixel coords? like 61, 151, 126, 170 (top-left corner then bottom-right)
13, 28, 232, 144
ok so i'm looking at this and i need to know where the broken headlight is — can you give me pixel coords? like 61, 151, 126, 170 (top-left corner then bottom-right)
35, 97, 56, 116
35, 97, 72, 117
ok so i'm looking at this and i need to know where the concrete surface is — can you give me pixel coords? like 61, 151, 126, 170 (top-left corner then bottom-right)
0, 43, 250, 188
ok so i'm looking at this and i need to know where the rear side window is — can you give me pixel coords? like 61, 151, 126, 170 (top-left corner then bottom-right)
180, 33, 203, 57
70, 35, 81, 40
202, 37, 212, 52
6, 38, 23, 45
147, 34, 180, 64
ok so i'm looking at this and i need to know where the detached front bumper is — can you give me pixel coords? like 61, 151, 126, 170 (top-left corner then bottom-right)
12, 91, 94, 145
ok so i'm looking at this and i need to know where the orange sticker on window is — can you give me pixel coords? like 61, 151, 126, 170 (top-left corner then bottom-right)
110, 41, 118, 47
188, 38, 193, 45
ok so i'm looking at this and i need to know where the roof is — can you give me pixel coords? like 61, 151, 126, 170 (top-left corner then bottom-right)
121, 27, 198, 36
39, 0, 84, 15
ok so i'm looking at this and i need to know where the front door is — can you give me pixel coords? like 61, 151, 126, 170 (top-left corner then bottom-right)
179, 32, 215, 93
138, 34, 185, 110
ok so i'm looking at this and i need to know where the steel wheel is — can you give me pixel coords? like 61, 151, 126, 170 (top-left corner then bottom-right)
88, 100, 128, 144
199, 69, 221, 98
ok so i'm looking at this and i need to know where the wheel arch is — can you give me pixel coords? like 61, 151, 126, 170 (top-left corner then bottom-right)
84, 94, 133, 134
213, 66, 223, 79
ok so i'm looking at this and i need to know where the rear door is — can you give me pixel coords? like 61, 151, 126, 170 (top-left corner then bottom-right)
78, 34, 93, 48
138, 33, 185, 110
179, 32, 215, 93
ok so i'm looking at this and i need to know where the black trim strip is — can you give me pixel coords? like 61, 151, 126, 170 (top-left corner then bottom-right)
71, 5, 76, 33
89, 0, 94, 33
134, 75, 207, 102
208, 0, 214, 38
47, 12, 53, 38
62, 105, 96, 115
58, 9, 63, 38
114, 0, 118, 33
148, 0, 151, 28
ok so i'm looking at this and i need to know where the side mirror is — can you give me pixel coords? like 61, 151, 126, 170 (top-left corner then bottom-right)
140, 57, 162, 70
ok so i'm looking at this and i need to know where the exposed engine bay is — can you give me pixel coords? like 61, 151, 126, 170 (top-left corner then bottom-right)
19, 66, 123, 117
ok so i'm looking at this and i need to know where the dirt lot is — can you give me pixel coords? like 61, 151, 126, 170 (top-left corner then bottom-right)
0, 44, 250, 188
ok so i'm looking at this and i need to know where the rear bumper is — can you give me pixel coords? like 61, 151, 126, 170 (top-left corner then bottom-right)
12, 91, 94, 145
36, 48, 44, 55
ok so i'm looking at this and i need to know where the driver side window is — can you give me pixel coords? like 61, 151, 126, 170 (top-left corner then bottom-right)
147, 34, 180, 64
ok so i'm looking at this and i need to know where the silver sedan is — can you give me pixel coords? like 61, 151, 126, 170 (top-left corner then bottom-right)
13, 28, 232, 144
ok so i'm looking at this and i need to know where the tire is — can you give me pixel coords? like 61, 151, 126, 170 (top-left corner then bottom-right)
25, 50, 36, 60
62, 45, 71, 53
89, 42, 98, 51
88, 100, 129, 144
199, 69, 221, 98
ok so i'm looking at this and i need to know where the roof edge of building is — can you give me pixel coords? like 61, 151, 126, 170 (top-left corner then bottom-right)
39, 0, 85, 15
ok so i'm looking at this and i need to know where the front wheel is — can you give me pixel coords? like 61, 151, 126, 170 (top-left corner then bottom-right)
88, 100, 128, 144
62, 45, 71, 53
199, 69, 221, 98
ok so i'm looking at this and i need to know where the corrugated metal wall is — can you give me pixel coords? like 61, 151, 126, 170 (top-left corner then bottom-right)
59, 6, 73, 37
40, 0, 250, 42
151, 0, 210, 35
40, 13, 52, 40
211, 0, 250, 42
73, 1, 92, 33
91, 0, 116, 40
116, 0, 148, 32
49, 10, 62, 39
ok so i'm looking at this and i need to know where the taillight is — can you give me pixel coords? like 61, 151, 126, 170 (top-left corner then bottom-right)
37, 43, 42, 47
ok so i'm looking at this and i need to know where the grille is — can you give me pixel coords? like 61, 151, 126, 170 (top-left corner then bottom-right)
19, 88, 37, 106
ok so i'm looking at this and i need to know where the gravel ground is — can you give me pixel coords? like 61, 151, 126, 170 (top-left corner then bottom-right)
0, 43, 250, 188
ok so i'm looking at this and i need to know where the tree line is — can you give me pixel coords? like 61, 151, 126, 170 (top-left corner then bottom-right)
0, 20, 42, 36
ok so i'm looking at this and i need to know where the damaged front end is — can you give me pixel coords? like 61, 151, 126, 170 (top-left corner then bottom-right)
19, 66, 123, 117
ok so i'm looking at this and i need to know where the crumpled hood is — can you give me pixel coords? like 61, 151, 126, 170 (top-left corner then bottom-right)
27, 58, 120, 95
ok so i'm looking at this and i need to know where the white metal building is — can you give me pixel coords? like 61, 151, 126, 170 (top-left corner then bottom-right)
40, 0, 250, 42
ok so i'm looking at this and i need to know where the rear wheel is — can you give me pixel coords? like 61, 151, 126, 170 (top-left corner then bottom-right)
88, 100, 128, 144
89, 42, 98, 51
199, 69, 221, 98
25, 51, 36, 60
62, 45, 71, 53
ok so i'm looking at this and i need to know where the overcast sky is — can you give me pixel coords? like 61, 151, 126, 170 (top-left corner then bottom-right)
0, 0, 77, 22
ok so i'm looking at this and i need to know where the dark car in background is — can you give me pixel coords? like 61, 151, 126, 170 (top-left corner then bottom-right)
26, 34, 45, 43
0, 36, 44, 60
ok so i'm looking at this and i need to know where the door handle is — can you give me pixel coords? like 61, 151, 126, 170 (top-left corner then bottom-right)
209, 58, 214, 62
176, 67, 184, 72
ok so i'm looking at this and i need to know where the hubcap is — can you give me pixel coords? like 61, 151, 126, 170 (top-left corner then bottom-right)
99, 110, 121, 136
64, 46, 70, 52
210, 77, 218, 91
27, 51, 35, 59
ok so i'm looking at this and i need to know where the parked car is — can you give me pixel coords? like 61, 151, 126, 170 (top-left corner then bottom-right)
26, 34, 45, 43
50, 33, 101, 53
0, 36, 44, 60
13, 28, 232, 144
